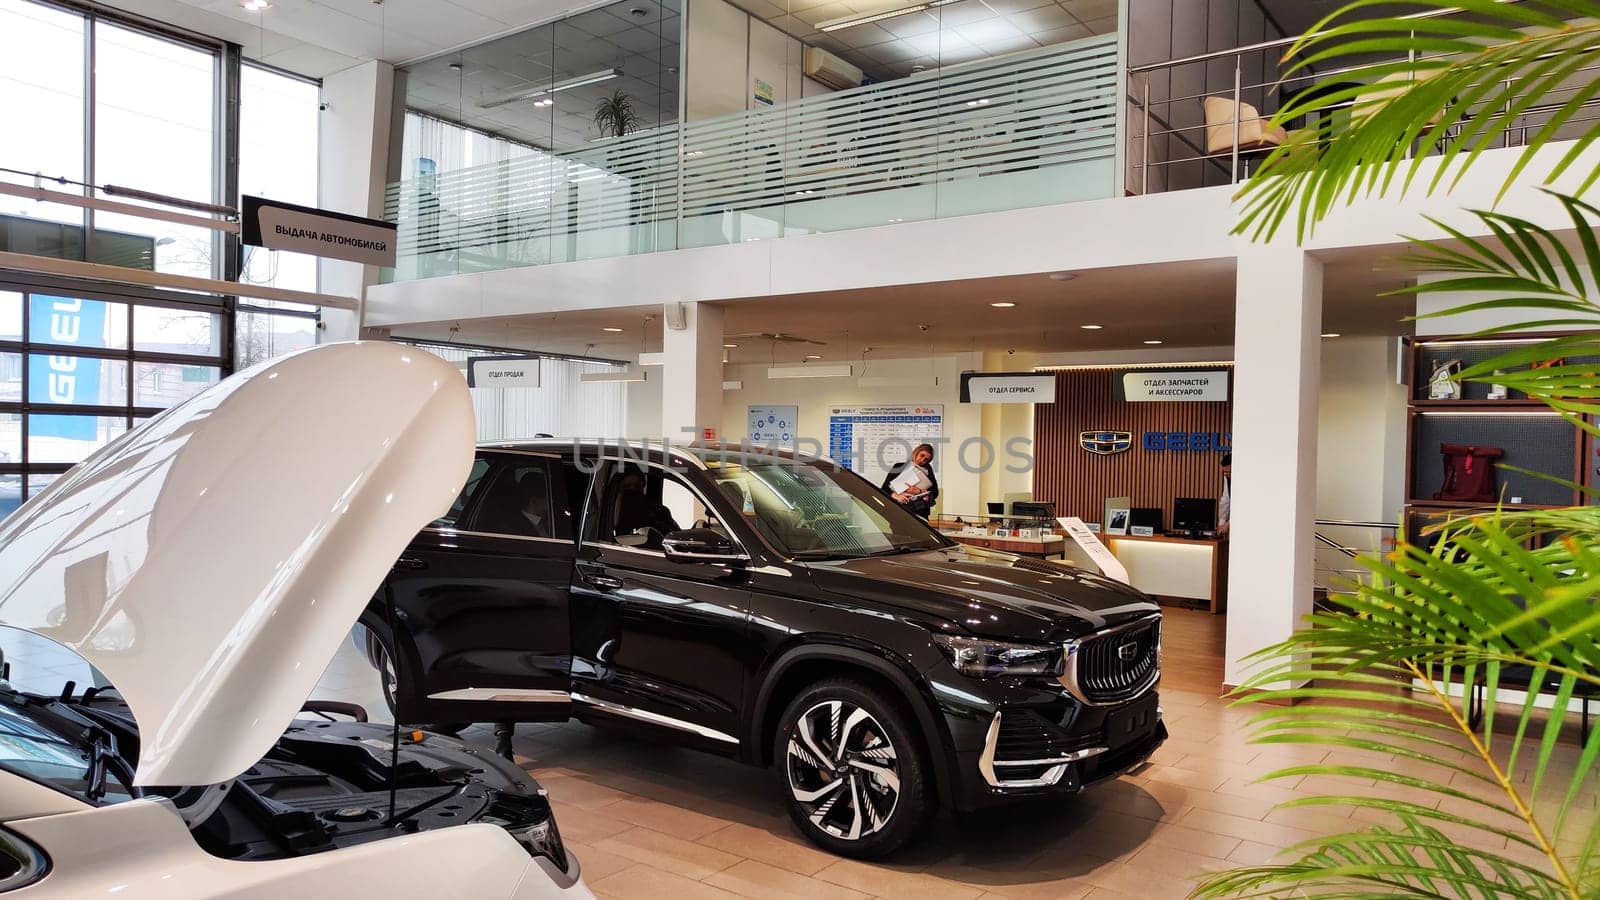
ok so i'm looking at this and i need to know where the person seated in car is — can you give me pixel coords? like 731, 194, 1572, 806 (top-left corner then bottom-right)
518, 473, 550, 537
614, 469, 681, 545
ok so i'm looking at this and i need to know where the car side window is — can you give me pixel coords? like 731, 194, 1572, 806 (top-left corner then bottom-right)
433, 457, 491, 528
465, 458, 568, 540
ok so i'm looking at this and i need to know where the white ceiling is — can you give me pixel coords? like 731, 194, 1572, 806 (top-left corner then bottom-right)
97, 0, 592, 78
391, 249, 1420, 363
732, 0, 1117, 82
403, 0, 679, 151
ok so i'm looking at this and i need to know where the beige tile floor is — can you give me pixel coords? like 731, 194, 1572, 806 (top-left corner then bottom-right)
296, 609, 1596, 900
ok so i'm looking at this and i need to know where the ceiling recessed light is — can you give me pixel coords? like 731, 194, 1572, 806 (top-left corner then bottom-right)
1049, 272, 1077, 282
1322, 332, 1342, 338
602, 327, 624, 333
241, 0, 270, 10
1080, 324, 1103, 330
1143, 340, 1163, 345
723, 343, 738, 348
990, 301, 1016, 308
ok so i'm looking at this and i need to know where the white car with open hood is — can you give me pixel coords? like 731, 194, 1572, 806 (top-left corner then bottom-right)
0, 343, 591, 898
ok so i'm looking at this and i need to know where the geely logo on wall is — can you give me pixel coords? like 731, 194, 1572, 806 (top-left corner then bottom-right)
1080, 430, 1133, 455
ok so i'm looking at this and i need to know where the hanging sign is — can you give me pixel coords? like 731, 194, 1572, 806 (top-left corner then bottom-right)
241, 196, 398, 267
1059, 516, 1130, 584
960, 372, 1056, 404
468, 356, 541, 388
1122, 370, 1229, 402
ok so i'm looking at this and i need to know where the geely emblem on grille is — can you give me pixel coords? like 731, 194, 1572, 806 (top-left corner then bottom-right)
1080, 430, 1132, 455
1117, 642, 1138, 662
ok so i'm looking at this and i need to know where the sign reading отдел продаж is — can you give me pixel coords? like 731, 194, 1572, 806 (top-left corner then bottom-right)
1122, 370, 1229, 402
242, 196, 398, 267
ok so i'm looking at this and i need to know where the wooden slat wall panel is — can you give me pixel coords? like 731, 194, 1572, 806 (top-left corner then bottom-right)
1032, 369, 1234, 528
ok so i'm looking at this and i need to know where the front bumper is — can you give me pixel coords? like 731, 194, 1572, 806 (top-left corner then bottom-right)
937, 681, 1168, 810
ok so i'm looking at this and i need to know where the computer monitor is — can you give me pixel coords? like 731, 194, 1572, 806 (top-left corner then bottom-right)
1130, 507, 1163, 533
1172, 497, 1218, 534
1011, 501, 1056, 521
1001, 492, 1033, 516
986, 501, 1006, 517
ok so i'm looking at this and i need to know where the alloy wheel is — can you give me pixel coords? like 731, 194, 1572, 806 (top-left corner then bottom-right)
785, 699, 901, 841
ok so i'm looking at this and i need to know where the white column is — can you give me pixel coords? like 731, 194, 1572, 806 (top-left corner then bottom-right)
660, 302, 725, 442
1225, 245, 1323, 687
317, 60, 395, 342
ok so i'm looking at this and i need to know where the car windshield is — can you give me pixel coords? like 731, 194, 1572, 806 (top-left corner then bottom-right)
0, 628, 136, 806
703, 457, 948, 559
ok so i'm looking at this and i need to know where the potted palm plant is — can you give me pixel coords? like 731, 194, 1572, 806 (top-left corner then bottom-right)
592, 90, 640, 139
1195, 2, 1600, 898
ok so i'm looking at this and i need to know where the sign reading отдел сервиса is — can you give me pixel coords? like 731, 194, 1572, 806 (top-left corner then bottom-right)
1122, 370, 1229, 402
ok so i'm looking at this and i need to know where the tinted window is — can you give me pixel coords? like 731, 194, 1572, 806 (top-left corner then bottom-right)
434, 457, 491, 527
470, 461, 556, 539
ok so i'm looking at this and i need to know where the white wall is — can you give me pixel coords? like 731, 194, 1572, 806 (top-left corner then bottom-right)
683, 0, 831, 122
1316, 336, 1408, 547
1415, 268, 1599, 336
318, 60, 393, 340
719, 354, 988, 513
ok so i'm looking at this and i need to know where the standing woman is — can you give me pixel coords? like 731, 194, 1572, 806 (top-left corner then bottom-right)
882, 443, 939, 519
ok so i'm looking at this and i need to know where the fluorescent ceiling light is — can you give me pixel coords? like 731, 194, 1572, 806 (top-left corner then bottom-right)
1321, 333, 1341, 338
581, 366, 647, 383
637, 352, 666, 367
818, 3, 929, 31
1080, 324, 1103, 330
241, 0, 270, 10
723, 343, 739, 348
990, 301, 1015, 308
769, 364, 853, 379
602, 326, 624, 333
1143, 340, 1163, 345
479, 68, 619, 109
722, 380, 743, 390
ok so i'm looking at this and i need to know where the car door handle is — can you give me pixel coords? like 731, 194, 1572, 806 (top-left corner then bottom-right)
393, 556, 428, 571
585, 574, 624, 590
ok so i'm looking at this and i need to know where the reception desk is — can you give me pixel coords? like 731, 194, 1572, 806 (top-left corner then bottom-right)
1105, 534, 1227, 614
940, 531, 1066, 560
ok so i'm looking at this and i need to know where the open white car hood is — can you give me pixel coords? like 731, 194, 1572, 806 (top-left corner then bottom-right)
0, 342, 473, 787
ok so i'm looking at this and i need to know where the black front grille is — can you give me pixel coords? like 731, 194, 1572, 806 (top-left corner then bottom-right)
1074, 618, 1160, 704
994, 710, 1098, 762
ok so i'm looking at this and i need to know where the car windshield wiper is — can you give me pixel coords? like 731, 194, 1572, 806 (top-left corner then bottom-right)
81, 723, 122, 802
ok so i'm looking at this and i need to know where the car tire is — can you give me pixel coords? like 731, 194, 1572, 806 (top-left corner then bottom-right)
773, 678, 929, 859
365, 626, 470, 737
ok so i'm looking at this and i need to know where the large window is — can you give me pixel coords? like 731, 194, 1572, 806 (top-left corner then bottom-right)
0, 283, 226, 516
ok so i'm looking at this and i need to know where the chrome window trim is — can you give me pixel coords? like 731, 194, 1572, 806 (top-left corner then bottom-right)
478, 447, 563, 460
570, 692, 739, 744
423, 526, 573, 546
1058, 614, 1162, 708
426, 688, 571, 703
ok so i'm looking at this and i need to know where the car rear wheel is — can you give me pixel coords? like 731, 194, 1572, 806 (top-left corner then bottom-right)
366, 628, 469, 737
774, 678, 928, 859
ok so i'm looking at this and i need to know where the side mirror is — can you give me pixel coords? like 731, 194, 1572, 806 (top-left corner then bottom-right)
662, 528, 748, 565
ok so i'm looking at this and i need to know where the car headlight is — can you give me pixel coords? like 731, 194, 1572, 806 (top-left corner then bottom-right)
932, 634, 1063, 679
509, 815, 569, 874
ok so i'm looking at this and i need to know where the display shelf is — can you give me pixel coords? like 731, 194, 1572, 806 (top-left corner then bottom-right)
1406, 331, 1594, 520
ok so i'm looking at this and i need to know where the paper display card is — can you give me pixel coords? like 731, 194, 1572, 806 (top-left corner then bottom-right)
1130, 525, 1155, 537
890, 465, 932, 494
1058, 517, 1130, 584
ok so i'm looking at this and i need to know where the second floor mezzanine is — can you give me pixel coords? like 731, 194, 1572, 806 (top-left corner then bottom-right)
379, 0, 1599, 285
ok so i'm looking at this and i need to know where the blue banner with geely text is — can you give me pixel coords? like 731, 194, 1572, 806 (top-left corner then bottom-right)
28, 295, 106, 441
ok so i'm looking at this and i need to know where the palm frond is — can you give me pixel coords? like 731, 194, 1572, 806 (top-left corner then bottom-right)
1195, 507, 1600, 899
1234, 1, 1600, 241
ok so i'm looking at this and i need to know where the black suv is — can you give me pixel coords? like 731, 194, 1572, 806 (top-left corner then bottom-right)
358, 441, 1166, 857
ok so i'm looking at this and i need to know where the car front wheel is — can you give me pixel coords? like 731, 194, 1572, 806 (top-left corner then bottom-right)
774, 678, 929, 859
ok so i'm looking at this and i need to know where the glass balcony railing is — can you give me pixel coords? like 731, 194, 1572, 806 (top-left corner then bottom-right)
382, 33, 1120, 283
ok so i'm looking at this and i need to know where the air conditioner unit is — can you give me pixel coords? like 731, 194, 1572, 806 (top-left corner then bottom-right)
803, 47, 862, 91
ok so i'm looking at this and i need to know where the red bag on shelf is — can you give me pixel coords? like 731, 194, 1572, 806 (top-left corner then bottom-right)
1433, 443, 1503, 503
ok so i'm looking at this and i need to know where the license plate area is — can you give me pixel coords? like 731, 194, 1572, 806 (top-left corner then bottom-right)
1105, 695, 1158, 748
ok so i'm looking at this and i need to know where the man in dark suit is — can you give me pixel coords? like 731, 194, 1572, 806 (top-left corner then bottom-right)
881, 443, 939, 519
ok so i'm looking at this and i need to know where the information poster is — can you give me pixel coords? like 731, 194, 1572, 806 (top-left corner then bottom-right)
827, 404, 944, 488
747, 404, 798, 446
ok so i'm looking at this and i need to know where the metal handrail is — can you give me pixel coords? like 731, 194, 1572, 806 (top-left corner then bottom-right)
1127, 0, 1531, 74
1316, 519, 1401, 530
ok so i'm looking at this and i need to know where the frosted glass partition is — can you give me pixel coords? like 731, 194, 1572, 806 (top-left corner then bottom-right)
383, 33, 1119, 282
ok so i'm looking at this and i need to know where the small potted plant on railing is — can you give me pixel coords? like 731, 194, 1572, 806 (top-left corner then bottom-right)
593, 90, 640, 139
